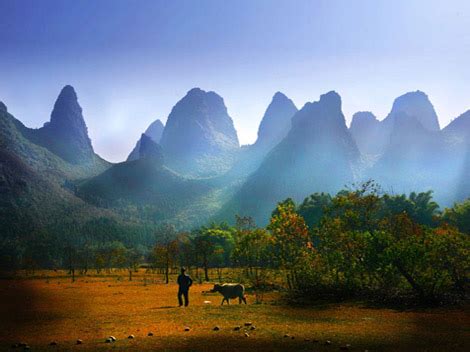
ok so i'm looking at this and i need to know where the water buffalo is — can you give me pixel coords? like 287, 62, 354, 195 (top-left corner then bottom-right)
210, 283, 247, 305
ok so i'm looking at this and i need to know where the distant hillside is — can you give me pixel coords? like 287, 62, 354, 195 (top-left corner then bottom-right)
77, 157, 230, 228
0, 96, 117, 239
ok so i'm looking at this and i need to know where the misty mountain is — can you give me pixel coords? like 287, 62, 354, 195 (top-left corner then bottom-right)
0, 97, 113, 237
220, 91, 360, 225
383, 90, 440, 132
137, 133, 164, 164
443, 110, 470, 144
443, 111, 470, 201
349, 111, 383, 157
360, 91, 470, 205
127, 119, 164, 161
253, 92, 298, 151
351, 91, 441, 161
1, 86, 469, 235
458, 145, 470, 201
224, 92, 298, 180
159, 88, 240, 177
22, 85, 97, 164
367, 112, 454, 204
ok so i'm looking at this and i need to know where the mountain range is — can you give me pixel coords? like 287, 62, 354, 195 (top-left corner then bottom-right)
1, 85, 469, 237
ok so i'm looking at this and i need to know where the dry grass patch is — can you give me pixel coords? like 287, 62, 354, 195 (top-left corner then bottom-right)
0, 271, 468, 351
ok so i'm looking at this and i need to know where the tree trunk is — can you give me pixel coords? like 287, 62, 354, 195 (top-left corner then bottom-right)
165, 258, 169, 284
394, 261, 426, 300
203, 254, 209, 281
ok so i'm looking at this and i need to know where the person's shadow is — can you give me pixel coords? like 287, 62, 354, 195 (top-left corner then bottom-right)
151, 306, 177, 309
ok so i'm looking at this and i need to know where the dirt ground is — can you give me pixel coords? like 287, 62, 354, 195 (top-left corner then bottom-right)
0, 270, 469, 351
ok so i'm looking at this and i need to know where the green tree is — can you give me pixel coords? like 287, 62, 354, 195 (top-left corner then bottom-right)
442, 199, 470, 234
193, 223, 235, 281
382, 191, 440, 227
153, 224, 179, 284
298, 192, 332, 229
233, 220, 273, 288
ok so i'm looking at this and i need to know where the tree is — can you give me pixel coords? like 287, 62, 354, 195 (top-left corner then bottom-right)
176, 232, 194, 271
268, 200, 311, 289
233, 226, 273, 287
153, 224, 179, 284
382, 191, 440, 227
193, 223, 235, 281
442, 199, 470, 234
298, 192, 332, 229
271, 198, 296, 218
22, 230, 59, 273
126, 245, 145, 281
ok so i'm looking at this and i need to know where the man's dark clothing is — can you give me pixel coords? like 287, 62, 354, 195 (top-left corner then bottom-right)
177, 273, 193, 307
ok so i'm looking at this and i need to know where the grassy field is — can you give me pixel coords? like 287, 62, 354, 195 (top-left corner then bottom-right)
0, 270, 469, 351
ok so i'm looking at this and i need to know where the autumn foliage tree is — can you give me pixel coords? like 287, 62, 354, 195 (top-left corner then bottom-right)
268, 199, 311, 290
305, 183, 470, 303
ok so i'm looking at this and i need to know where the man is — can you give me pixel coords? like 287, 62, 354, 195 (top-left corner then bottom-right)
177, 267, 193, 307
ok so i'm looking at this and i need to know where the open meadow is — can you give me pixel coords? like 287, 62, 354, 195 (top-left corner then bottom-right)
0, 270, 469, 352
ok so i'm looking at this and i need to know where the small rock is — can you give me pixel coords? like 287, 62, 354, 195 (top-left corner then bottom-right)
213, 326, 220, 331
244, 322, 253, 326
184, 327, 191, 331
284, 334, 291, 338
325, 340, 332, 345
76, 339, 83, 345
291, 336, 295, 340
340, 344, 351, 350
109, 336, 116, 342
250, 326, 256, 330
244, 332, 250, 337
128, 335, 135, 339
147, 332, 154, 336
105, 338, 112, 343
50, 341, 58, 346
234, 326, 241, 331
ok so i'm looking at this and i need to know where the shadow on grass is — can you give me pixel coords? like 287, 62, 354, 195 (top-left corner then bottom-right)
151, 306, 178, 310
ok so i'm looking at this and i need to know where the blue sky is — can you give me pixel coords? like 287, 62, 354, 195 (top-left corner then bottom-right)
1, 0, 470, 162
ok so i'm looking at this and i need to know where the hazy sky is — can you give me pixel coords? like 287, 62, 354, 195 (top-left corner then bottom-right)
1, 0, 470, 162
